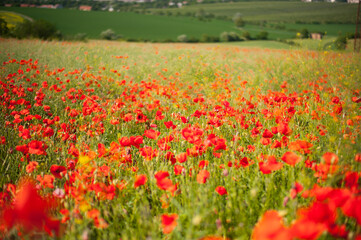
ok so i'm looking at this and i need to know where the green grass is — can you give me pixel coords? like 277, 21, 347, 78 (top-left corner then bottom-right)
219, 40, 293, 49
284, 23, 356, 36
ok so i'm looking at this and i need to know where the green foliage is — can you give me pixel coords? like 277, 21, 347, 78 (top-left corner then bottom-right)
100, 29, 121, 40
200, 34, 219, 42
220, 31, 241, 42
242, 31, 251, 40
299, 28, 309, 39
256, 31, 268, 40
10, 18, 57, 40
0, 18, 9, 36
334, 35, 347, 50
233, 12, 245, 28
12, 19, 33, 39
234, 17, 245, 28
32, 19, 56, 40
177, 34, 188, 42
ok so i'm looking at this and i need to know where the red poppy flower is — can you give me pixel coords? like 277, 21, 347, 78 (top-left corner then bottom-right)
215, 186, 227, 195
322, 152, 338, 165
277, 122, 292, 136
1, 180, 60, 236
161, 213, 178, 234
164, 121, 176, 129
144, 129, 160, 139
50, 165, 67, 179
262, 129, 274, 138
290, 182, 303, 199
259, 156, 283, 174
140, 146, 158, 161
260, 138, 271, 146
119, 136, 131, 147
174, 165, 184, 175
110, 119, 119, 125
37, 174, 55, 189
123, 113, 133, 122
28, 140, 47, 155
134, 174, 147, 188
130, 135, 144, 148
176, 152, 187, 163
288, 140, 313, 154
155, 171, 170, 181
16, 144, 29, 155
157, 178, 174, 191
198, 160, 209, 168
26, 161, 38, 173
181, 126, 203, 145
136, 113, 148, 123
289, 217, 326, 240
252, 210, 290, 240
98, 143, 107, 158
43, 127, 54, 137
197, 170, 210, 184
271, 140, 282, 149
0, 136, 6, 145
165, 152, 176, 164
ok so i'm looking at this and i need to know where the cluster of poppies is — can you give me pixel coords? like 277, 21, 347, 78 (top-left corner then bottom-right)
0, 41, 360, 239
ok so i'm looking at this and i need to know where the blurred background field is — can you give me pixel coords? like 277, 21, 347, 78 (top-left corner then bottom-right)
0, 1, 358, 43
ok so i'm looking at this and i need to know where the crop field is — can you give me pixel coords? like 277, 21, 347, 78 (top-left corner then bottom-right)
0, 11, 28, 29
0, 38, 360, 239
0, 7, 239, 41
156, 1, 358, 24
0, 4, 357, 41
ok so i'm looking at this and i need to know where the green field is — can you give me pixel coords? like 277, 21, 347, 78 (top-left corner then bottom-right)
0, 4, 356, 41
0, 7, 238, 40
154, 1, 358, 24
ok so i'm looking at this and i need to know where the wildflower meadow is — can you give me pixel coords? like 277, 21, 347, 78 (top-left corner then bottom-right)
0, 38, 360, 239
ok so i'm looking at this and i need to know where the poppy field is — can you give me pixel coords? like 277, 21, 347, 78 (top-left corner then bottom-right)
0, 39, 361, 240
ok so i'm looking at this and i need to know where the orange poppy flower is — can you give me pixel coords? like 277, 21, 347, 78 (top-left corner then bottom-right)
281, 152, 301, 166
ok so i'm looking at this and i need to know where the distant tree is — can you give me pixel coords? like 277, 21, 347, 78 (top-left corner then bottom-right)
188, 36, 199, 43
0, 18, 9, 37
234, 17, 245, 28
233, 12, 245, 28
242, 31, 251, 40
100, 29, 120, 40
32, 19, 57, 40
256, 31, 268, 40
299, 28, 309, 39
74, 33, 88, 42
220, 32, 241, 42
335, 35, 347, 50
228, 32, 241, 41
195, 8, 205, 20
195, 8, 205, 18
12, 20, 33, 39
220, 32, 230, 42
200, 34, 219, 42
177, 34, 188, 42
